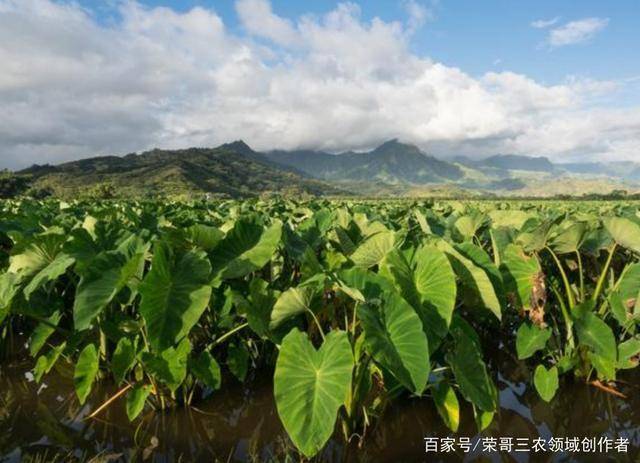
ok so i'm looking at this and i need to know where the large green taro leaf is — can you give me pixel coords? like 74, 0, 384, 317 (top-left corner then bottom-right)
142, 338, 191, 392
454, 213, 487, 240
500, 244, 542, 311
575, 312, 617, 380
380, 246, 456, 349
603, 217, 640, 254
455, 242, 505, 310
8, 233, 66, 278
437, 240, 502, 320
516, 322, 551, 360
23, 253, 75, 299
139, 243, 212, 351
350, 231, 396, 268
212, 218, 282, 280
549, 222, 586, 254
274, 329, 353, 458
358, 292, 429, 394
73, 235, 148, 330
269, 275, 324, 330
516, 220, 552, 253
446, 322, 497, 412
8, 232, 74, 301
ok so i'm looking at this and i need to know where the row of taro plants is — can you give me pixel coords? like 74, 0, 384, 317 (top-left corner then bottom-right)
1, 198, 639, 458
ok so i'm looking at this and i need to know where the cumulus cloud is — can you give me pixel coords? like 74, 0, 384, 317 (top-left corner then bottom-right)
547, 17, 609, 47
530, 17, 560, 29
235, 0, 299, 46
0, 0, 637, 169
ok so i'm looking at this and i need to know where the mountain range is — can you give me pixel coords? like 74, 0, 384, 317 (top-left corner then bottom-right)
265, 139, 464, 184
4, 139, 640, 198
15, 142, 345, 198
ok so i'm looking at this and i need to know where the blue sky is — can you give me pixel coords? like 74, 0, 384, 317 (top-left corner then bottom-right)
78, 0, 639, 86
1, 0, 639, 167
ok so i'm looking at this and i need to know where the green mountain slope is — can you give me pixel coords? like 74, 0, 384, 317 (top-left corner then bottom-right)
19, 144, 346, 198
6, 140, 638, 200
265, 139, 463, 184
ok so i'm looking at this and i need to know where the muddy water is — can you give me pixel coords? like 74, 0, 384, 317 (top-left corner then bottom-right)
1, 359, 639, 462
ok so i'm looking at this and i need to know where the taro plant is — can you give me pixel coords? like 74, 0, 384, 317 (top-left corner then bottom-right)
0, 198, 638, 459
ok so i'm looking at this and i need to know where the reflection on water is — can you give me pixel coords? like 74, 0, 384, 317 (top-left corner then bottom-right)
1, 357, 639, 462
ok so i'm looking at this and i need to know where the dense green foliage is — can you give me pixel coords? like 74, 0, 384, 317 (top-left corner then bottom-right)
14, 143, 344, 199
1, 198, 639, 458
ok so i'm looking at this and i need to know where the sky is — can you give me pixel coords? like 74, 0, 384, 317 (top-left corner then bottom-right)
1, 0, 639, 169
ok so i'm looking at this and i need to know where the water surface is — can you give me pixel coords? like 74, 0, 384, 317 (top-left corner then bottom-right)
1, 355, 639, 463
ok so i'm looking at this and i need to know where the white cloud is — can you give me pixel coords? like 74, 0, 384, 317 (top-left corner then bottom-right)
530, 17, 560, 29
402, 0, 434, 33
547, 17, 609, 47
0, 0, 637, 169
235, 0, 299, 46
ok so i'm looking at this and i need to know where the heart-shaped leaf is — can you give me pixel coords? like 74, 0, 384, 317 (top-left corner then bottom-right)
516, 322, 551, 360
533, 365, 558, 402
274, 329, 353, 458
381, 246, 456, 349
126, 384, 152, 421
139, 243, 212, 352
212, 218, 282, 279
